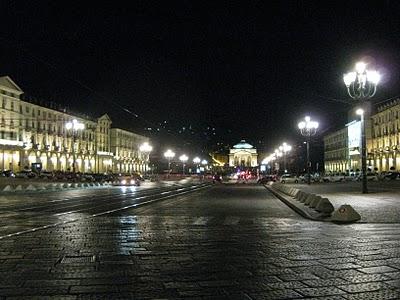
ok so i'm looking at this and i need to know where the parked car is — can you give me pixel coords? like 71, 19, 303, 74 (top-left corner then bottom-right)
257, 175, 277, 184
39, 171, 54, 179
322, 173, 345, 182
383, 172, 399, 180
1, 170, 15, 177
113, 175, 141, 186
15, 170, 36, 179
355, 172, 379, 181
279, 174, 299, 184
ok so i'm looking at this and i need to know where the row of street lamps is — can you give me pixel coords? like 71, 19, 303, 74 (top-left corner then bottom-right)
261, 60, 380, 193
164, 149, 208, 175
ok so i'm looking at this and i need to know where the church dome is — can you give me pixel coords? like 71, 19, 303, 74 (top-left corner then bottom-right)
233, 140, 254, 149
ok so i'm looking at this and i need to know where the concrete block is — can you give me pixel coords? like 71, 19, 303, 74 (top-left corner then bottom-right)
295, 191, 303, 200
315, 198, 334, 214
15, 185, 23, 191
62, 183, 70, 188
291, 189, 300, 197
72, 183, 79, 188
37, 185, 47, 190
2, 185, 14, 192
299, 192, 309, 203
304, 194, 316, 206
331, 205, 361, 223
309, 195, 322, 208
26, 184, 37, 191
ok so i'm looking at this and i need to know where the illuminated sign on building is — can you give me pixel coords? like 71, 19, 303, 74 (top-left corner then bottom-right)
347, 120, 361, 149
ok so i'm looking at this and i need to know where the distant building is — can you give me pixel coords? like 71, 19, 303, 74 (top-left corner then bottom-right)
228, 140, 258, 167
0, 76, 150, 173
369, 99, 400, 171
323, 99, 400, 173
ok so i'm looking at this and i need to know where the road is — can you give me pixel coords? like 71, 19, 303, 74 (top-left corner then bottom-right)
0, 183, 399, 299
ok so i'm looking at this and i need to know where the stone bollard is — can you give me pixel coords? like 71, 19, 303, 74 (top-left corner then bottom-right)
291, 189, 300, 197
309, 195, 322, 208
2, 185, 14, 192
304, 194, 316, 206
315, 198, 334, 215
299, 192, 309, 203
295, 191, 304, 201
331, 205, 361, 223
26, 184, 37, 191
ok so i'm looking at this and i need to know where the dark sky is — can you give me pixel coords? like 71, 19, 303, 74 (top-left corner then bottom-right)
2, 1, 400, 156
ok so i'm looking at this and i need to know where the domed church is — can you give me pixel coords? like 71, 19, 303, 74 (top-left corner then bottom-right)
228, 140, 258, 167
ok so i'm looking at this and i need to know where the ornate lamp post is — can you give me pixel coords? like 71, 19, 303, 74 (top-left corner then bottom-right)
164, 149, 175, 175
298, 116, 318, 185
139, 142, 153, 175
343, 61, 381, 194
179, 154, 189, 175
279, 142, 292, 173
274, 149, 283, 174
65, 119, 84, 174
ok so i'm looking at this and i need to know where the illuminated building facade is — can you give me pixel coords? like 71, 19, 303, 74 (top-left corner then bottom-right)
369, 99, 400, 171
110, 128, 150, 173
228, 140, 258, 167
0, 76, 149, 173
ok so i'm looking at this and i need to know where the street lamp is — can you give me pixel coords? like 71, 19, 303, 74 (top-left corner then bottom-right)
193, 157, 201, 174
298, 116, 318, 184
164, 149, 175, 175
279, 142, 292, 173
179, 154, 189, 175
344, 61, 380, 194
139, 142, 153, 175
65, 119, 84, 174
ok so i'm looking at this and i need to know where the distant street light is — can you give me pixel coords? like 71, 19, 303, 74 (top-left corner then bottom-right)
298, 116, 318, 185
279, 142, 292, 173
164, 149, 175, 174
344, 61, 381, 194
193, 157, 201, 173
139, 142, 153, 175
65, 119, 85, 174
179, 154, 189, 175
201, 159, 208, 165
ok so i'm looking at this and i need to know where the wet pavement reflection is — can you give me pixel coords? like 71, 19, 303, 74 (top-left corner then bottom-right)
0, 184, 399, 299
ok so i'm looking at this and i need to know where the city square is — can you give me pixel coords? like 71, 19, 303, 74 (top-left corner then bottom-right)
1, 1, 400, 299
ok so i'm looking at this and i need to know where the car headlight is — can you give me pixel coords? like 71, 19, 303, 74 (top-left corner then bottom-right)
130, 179, 136, 184
121, 179, 127, 185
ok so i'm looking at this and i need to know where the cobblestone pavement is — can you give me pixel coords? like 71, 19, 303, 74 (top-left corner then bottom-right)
0, 184, 399, 299
289, 181, 400, 223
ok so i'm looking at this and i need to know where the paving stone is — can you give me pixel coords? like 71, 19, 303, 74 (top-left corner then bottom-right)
249, 289, 303, 300
302, 278, 348, 287
385, 279, 400, 288
338, 282, 391, 293
295, 287, 347, 297
358, 266, 398, 274
342, 289, 400, 300
340, 274, 391, 283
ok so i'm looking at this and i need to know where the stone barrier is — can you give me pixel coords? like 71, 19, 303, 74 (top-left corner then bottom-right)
315, 198, 334, 214
304, 194, 316, 206
331, 204, 361, 223
3, 185, 13, 192
26, 184, 36, 191
309, 195, 322, 208
15, 185, 23, 191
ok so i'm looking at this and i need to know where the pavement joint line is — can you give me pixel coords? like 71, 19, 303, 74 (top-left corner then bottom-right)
0, 183, 211, 240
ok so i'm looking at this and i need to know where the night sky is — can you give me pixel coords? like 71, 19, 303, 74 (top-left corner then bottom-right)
2, 1, 400, 158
